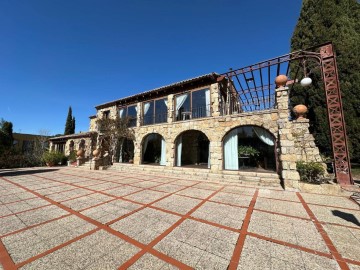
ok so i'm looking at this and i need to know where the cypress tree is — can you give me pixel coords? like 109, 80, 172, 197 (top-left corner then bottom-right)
64, 107, 75, 135
290, 0, 360, 162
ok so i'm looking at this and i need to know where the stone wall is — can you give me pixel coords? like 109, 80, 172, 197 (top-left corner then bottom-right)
63, 137, 94, 158
87, 82, 325, 188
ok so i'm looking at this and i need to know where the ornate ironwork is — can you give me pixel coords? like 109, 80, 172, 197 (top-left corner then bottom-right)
220, 42, 353, 185
319, 44, 353, 185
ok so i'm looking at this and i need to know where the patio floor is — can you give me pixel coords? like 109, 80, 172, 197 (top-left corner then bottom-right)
0, 167, 359, 270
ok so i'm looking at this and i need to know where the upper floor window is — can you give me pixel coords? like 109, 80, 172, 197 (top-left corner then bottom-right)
143, 98, 168, 126
103, 110, 110, 119
174, 88, 211, 121
119, 105, 137, 127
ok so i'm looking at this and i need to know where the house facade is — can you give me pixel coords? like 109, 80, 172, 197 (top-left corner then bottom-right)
49, 73, 324, 188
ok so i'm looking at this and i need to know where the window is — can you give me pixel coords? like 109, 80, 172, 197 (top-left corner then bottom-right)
103, 110, 110, 119
143, 98, 167, 126
119, 105, 137, 127
174, 88, 211, 121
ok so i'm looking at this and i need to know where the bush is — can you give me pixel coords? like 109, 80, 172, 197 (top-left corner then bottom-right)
42, 151, 67, 166
296, 161, 326, 184
67, 150, 77, 162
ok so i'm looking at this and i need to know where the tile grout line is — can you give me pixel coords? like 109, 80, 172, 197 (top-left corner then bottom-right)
16, 228, 101, 268
1, 175, 200, 269
247, 232, 333, 259
0, 238, 17, 270
227, 189, 259, 270
1, 214, 72, 239
296, 192, 350, 270
0, 203, 52, 219
118, 186, 227, 270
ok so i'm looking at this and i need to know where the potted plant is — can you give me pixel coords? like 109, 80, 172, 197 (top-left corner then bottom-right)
67, 150, 77, 166
42, 151, 65, 166
238, 145, 260, 158
238, 145, 260, 168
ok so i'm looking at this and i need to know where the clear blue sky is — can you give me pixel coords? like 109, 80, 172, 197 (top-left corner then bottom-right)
0, 0, 302, 135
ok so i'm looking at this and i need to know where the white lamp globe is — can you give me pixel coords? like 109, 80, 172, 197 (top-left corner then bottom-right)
300, 77, 312, 87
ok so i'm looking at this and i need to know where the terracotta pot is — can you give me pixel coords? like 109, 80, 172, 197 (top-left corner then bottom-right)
92, 149, 100, 157
76, 149, 84, 157
275, 75, 288, 88
293, 104, 308, 119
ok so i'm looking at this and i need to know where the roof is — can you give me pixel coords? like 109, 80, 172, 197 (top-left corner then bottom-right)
95, 73, 219, 109
49, 131, 97, 141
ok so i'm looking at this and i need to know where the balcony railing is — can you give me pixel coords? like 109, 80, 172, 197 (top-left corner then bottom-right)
175, 105, 211, 121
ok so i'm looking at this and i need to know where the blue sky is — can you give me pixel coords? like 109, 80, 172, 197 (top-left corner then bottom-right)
0, 0, 302, 135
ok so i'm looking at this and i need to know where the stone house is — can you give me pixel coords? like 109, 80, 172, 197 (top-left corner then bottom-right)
49, 73, 323, 188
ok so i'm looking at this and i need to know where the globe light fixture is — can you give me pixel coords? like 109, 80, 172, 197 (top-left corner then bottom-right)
300, 77, 312, 87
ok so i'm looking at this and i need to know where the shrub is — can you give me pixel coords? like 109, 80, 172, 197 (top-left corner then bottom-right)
67, 150, 77, 162
296, 161, 326, 184
42, 151, 67, 166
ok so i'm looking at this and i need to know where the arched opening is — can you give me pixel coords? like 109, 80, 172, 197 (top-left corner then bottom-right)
79, 139, 85, 150
223, 126, 276, 171
69, 140, 74, 152
116, 138, 134, 163
175, 130, 210, 168
142, 133, 166, 165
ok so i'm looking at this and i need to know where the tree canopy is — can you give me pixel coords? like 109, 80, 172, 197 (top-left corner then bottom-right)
290, 0, 360, 161
0, 119, 13, 153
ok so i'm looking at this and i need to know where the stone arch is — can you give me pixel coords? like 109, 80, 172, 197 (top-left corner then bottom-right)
140, 133, 166, 165
69, 140, 74, 152
79, 139, 86, 150
222, 125, 277, 171
174, 130, 210, 168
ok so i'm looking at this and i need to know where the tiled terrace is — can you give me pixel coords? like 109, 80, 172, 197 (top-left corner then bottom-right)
0, 167, 359, 270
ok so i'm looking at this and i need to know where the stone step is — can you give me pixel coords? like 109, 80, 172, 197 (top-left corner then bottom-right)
107, 163, 281, 187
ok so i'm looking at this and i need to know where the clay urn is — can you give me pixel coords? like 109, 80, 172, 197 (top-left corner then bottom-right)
293, 104, 308, 119
275, 75, 288, 88
92, 149, 100, 158
76, 149, 85, 158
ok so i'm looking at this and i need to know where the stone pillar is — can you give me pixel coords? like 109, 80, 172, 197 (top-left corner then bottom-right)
136, 102, 141, 128
209, 140, 222, 173
167, 94, 174, 123
292, 118, 324, 163
168, 141, 175, 167
276, 86, 301, 188
210, 83, 221, 117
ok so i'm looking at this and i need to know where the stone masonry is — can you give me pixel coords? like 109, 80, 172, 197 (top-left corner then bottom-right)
50, 78, 325, 188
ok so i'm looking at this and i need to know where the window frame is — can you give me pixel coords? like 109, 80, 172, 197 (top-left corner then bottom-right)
174, 87, 211, 121
119, 104, 138, 127
142, 97, 168, 126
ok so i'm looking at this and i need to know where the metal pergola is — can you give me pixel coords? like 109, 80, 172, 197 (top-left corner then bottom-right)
219, 42, 353, 185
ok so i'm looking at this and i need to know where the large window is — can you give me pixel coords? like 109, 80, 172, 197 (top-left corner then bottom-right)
119, 105, 137, 127
174, 88, 211, 121
143, 98, 167, 126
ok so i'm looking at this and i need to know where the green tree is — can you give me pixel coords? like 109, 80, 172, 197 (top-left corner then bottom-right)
290, 0, 360, 161
0, 119, 14, 152
64, 106, 76, 135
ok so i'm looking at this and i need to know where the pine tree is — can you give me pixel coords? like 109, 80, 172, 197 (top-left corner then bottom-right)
290, 0, 360, 162
64, 107, 75, 135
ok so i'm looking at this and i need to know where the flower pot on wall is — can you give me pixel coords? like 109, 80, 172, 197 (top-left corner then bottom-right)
293, 104, 308, 119
77, 149, 85, 157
